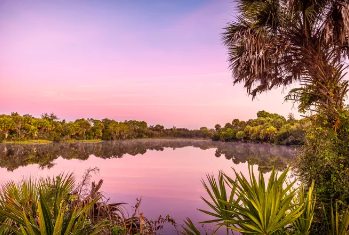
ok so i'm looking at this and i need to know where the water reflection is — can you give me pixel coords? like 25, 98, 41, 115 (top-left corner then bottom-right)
0, 139, 296, 172
0, 140, 297, 234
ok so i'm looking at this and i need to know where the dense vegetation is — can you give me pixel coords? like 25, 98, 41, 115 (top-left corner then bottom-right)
213, 110, 309, 145
0, 110, 311, 146
0, 111, 311, 146
0, 113, 214, 142
295, 109, 349, 227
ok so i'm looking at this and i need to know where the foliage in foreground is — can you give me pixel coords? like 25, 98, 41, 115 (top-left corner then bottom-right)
294, 110, 349, 234
181, 165, 349, 235
0, 170, 175, 235
0, 173, 105, 234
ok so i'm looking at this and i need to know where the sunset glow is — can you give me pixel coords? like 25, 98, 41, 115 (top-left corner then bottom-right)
0, 0, 299, 128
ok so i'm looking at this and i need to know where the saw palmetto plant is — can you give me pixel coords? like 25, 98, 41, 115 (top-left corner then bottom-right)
0, 171, 173, 235
222, 166, 304, 234
0, 173, 107, 234
1, 195, 105, 235
180, 165, 317, 235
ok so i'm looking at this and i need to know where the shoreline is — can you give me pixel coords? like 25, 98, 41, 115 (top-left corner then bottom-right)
0, 138, 301, 147
0, 138, 211, 145
1, 139, 103, 145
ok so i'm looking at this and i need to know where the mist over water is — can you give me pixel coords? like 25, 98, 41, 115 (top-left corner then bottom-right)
0, 139, 296, 234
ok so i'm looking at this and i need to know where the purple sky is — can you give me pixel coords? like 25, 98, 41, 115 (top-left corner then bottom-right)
0, 0, 301, 128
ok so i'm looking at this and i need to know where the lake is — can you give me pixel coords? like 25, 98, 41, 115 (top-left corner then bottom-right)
0, 139, 296, 234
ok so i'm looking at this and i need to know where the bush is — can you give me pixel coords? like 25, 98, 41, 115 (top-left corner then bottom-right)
296, 110, 349, 225
296, 124, 349, 206
275, 130, 289, 144
211, 134, 220, 141
236, 131, 245, 140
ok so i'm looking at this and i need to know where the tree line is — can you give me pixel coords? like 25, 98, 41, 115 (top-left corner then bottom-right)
213, 110, 309, 145
0, 112, 215, 142
0, 111, 310, 145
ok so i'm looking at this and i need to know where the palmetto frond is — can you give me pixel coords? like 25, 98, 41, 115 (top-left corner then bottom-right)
198, 171, 240, 234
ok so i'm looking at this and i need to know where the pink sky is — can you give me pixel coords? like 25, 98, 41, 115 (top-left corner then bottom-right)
0, 0, 301, 128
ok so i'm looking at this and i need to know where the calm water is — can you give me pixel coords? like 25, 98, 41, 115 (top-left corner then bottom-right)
0, 139, 296, 234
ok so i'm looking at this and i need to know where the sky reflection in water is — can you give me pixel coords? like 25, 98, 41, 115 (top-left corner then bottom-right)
0, 140, 296, 234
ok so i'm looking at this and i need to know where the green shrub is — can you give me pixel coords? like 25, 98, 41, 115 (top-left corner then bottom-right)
296, 112, 349, 207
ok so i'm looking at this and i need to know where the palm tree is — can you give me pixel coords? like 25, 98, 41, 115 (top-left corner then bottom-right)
223, 0, 349, 117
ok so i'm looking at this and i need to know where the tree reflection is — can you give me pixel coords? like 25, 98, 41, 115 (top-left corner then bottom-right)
0, 140, 296, 172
